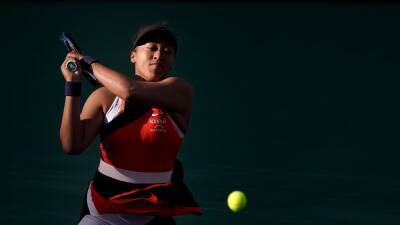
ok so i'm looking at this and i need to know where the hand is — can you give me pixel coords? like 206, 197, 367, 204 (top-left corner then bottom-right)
60, 51, 84, 82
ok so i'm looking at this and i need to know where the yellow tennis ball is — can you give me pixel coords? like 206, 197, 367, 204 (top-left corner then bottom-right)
227, 190, 247, 212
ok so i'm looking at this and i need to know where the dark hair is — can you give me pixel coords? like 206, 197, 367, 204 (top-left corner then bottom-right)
131, 21, 178, 53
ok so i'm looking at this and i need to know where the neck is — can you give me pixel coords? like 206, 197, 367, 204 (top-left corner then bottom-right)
134, 74, 146, 81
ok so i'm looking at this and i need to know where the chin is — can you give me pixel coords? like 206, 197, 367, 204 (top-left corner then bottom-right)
144, 73, 164, 82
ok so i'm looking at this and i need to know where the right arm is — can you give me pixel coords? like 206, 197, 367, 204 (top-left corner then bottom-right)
59, 54, 106, 155
59, 89, 105, 155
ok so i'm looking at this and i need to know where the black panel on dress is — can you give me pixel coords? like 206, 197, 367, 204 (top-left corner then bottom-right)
100, 102, 150, 139
91, 159, 201, 210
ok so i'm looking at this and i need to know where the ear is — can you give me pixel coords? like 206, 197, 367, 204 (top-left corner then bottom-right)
130, 50, 136, 64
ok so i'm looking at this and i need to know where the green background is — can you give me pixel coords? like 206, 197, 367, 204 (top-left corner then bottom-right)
2, 2, 400, 225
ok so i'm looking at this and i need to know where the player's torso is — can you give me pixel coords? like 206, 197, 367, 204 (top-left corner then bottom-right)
99, 96, 185, 172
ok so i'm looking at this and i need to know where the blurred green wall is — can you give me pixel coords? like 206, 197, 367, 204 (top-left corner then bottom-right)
2, 2, 400, 225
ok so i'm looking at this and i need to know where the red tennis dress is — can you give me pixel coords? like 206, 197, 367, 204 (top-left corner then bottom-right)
80, 96, 202, 221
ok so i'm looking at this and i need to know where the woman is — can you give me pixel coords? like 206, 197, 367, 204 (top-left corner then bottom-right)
59, 22, 202, 225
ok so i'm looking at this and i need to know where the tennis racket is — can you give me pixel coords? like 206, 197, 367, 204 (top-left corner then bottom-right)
60, 32, 99, 86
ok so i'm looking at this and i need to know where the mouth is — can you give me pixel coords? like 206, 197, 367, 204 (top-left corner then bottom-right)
150, 63, 165, 71
150, 61, 163, 66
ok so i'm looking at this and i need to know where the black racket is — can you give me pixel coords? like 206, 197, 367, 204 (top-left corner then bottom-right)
60, 32, 99, 87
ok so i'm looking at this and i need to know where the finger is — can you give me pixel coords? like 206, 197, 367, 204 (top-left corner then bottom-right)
67, 52, 83, 60
67, 52, 79, 59
63, 56, 75, 67
63, 55, 81, 68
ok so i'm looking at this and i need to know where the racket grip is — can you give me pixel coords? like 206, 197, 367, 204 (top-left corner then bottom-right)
66, 60, 78, 72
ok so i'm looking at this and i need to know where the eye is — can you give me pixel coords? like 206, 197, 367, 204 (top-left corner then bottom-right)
163, 47, 172, 54
147, 45, 158, 51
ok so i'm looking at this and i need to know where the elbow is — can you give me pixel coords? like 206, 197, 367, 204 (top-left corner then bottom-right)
60, 142, 84, 155
187, 84, 195, 100
59, 134, 84, 155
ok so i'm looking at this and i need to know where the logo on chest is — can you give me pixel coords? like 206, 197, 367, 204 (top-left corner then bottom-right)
149, 116, 167, 133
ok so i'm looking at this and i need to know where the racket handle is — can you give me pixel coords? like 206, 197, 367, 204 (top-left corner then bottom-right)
66, 60, 78, 72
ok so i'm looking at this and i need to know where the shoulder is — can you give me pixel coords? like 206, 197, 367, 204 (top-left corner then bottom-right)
85, 87, 116, 113
163, 76, 194, 97
86, 86, 114, 101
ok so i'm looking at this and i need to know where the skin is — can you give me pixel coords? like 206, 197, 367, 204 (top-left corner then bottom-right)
59, 39, 193, 155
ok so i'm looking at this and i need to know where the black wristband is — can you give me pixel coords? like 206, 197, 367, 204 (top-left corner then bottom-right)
65, 81, 82, 96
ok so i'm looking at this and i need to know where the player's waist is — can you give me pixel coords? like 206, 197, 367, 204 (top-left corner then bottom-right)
98, 159, 173, 184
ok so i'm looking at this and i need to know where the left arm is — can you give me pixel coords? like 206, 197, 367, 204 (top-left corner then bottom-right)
91, 62, 193, 113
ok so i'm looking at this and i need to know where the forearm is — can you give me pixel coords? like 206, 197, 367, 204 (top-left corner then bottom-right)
60, 96, 84, 154
91, 63, 133, 100
90, 63, 192, 112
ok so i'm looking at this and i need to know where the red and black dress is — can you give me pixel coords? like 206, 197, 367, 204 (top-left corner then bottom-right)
79, 96, 202, 224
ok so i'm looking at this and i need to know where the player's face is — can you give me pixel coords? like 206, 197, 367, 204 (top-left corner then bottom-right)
131, 40, 175, 81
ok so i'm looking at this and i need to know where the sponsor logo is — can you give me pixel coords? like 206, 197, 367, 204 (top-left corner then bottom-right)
149, 118, 167, 124
151, 112, 164, 117
150, 125, 166, 133
149, 117, 167, 133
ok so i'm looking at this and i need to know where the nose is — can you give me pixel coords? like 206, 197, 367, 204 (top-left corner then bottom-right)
153, 49, 160, 59
153, 49, 165, 60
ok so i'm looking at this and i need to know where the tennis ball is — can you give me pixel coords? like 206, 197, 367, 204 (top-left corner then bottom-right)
227, 190, 247, 212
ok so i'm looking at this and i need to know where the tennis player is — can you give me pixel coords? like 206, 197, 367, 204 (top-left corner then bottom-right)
59, 22, 202, 225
